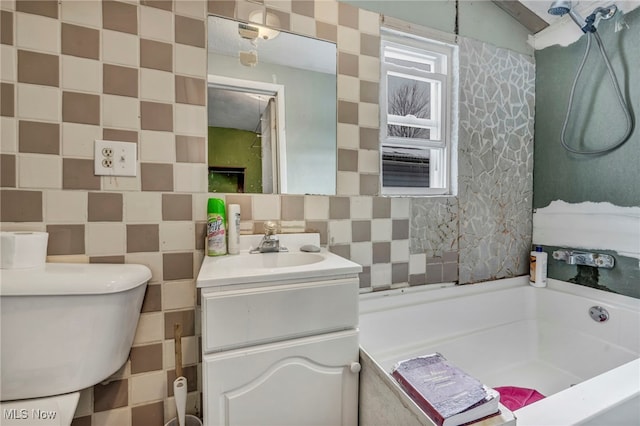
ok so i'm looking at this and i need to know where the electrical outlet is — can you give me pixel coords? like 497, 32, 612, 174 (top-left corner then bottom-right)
94, 140, 137, 177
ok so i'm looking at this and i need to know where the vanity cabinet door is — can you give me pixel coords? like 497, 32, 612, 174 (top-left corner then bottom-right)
203, 329, 359, 426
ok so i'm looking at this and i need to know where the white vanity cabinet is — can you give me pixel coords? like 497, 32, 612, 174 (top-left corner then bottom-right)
197, 234, 362, 426
201, 277, 360, 426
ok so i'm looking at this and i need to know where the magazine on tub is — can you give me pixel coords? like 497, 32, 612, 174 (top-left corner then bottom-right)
391, 353, 500, 426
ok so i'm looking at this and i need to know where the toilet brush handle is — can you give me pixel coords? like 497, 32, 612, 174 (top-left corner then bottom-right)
174, 323, 183, 378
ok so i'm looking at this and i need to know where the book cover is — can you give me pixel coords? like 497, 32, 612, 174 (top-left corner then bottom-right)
391, 353, 499, 426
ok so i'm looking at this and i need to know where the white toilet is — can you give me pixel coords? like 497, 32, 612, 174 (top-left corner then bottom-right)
0, 262, 151, 425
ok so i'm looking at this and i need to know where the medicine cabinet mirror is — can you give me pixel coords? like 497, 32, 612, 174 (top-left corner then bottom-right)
207, 15, 337, 195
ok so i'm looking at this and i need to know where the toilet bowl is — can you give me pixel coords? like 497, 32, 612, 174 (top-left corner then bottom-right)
0, 263, 151, 425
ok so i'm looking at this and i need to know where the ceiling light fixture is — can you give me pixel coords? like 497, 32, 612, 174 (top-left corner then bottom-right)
248, 10, 281, 40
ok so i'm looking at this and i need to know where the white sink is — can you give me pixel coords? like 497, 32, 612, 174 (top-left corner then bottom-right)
196, 233, 362, 288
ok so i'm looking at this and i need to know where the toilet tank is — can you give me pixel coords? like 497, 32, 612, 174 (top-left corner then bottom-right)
0, 263, 151, 401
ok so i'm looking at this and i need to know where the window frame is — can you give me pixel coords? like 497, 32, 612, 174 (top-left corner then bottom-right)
380, 28, 455, 196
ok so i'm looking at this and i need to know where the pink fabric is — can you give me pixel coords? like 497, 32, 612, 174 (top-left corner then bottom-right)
495, 386, 545, 411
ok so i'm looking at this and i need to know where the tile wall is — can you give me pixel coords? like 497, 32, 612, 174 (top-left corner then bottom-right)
0, 0, 534, 424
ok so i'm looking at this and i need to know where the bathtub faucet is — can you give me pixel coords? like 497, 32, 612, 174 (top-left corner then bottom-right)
552, 250, 615, 269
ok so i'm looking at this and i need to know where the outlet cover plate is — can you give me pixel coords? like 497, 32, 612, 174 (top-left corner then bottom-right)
94, 140, 137, 177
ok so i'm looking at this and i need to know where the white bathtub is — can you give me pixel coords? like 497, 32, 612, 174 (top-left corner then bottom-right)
359, 277, 640, 426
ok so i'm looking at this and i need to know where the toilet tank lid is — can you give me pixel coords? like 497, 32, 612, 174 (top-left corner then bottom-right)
0, 263, 152, 296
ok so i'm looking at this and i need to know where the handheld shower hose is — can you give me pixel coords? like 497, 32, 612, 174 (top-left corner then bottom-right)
548, 2, 634, 155
560, 30, 633, 155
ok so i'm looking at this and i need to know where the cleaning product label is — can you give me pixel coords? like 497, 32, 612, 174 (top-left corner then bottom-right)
207, 214, 226, 256
529, 255, 536, 283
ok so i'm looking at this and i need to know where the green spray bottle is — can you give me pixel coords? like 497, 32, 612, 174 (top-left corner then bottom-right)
207, 198, 227, 256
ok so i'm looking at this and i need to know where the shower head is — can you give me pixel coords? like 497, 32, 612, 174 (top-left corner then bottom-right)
548, 0, 572, 16
548, 1, 619, 33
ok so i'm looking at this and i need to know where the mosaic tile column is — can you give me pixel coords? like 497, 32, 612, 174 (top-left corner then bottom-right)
457, 37, 535, 283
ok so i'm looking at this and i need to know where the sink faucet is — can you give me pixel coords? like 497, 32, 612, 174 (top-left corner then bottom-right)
252, 221, 287, 253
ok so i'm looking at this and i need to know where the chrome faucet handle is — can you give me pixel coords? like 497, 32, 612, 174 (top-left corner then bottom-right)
264, 221, 277, 236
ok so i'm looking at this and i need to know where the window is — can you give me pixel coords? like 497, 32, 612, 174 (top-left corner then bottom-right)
380, 28, 456, 195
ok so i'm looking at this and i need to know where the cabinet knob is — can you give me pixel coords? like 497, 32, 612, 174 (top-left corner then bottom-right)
349, 362, 361, 373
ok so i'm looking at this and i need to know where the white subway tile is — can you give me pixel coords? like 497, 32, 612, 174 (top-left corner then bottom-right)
140, 6, 173, 42
124, 191, 162, 223
1, 45, 16, 82
61, 0, 102, 28
304, 195, 329, 220
140, 130, 175, 163
174, 163, 207, 193
1, 117, 17, 153
17, 84, 59, 122
45, 190, 88, 223
18, 155, 62, 189
16, 13, 59, 54
102, 30, 139, 67
133, 312, 164, 344
86, 223, 126, 256
174, 104, 206, 136
126, 252, 163, 284
175, 44, 206, 77
61, 56, 101, 93
338, 26, 360, 55
62, 123, 101, 158
140, 68, 174, 102
160, 221, 195, 252
130, 371, 166, 405
162, 279, 196, 310
102, 95, 139, 130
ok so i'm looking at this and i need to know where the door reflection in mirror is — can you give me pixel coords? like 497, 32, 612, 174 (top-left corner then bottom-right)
207, 15, 337, 195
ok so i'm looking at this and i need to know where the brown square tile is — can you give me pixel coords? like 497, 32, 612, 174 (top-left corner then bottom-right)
93, 379, 128, 412
140, 101, 173, 131
0, 190, 42, 221
292, 0, 314, 18
352, 220, 371, 243
1, 155, 16, 187
130, 343, 163, 374
392, 262, 409, 284
19, 120, 60, 154
63, 158, 101, 190
361, 33, 380, 58
426, 263, 443, 284
360, 80, 378, 104
267, 9, 290, 31
305, 221, 327, 245
338, 51, 359, 78
141, 163, 173, 191
1, 11, 13, 45
329, 244, 350, 259
103, 128, 138, 143
359, 174, 378, 196
443, 262, 458, 282
62, 24, 100, 60
1, 83, 14, 117
443, 250, 459, 262
176, 135, 205, 163
281, 195, 304, 220
175, 75, 205, 105
409, 273, 426, 286
16, 0, 58, 19
372, 197, 391, 218
329, 197, 350, 219
167, 365, 197, 395
360, 127, 379, 151
102, 0, 138, 35
126, 224, 159, 253
338, 2, 359, 29
338, 148, 358, 172
338, 100, 358, 125
372, 241, 390, 264
392, 219, 409, 240
141, 284, 162, 313
175, 15, 205, 48
162, 193, 192, 220
164, 309, 195, 338
141, 0, 173, 11
103, 64, 138, 98
90, 255, 125, 264
132, 401, 164, 426
88, 192, 123, 221
359, 266, 371, 288
70, 416, 91, 426
208, 0, 235, 18
140, 39, 173, 72
46, 224, 85, 255
163, 252, 193, 280
62, 92, 100, 125
225, 195, 252, 220
316, 22, 337, 43
195, 221, 206, 250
